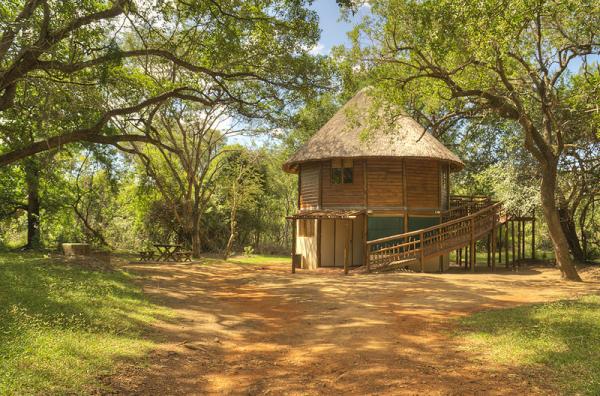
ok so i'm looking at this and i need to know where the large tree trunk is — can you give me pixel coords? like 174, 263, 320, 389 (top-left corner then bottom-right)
557, 205, 585, 262
540, 165, 582, 281
24, 159, 41, 249
191, 224, 202, 258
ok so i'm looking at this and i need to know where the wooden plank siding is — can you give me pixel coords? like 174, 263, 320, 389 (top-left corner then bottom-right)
366, 158, 404, 208
299, 158, 443, 211
405, 159, 440, 209
299, 163, 320, 210
322, 159, 366, 207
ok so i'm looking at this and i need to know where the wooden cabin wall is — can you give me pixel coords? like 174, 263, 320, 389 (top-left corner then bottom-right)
298, 158, 444, 212
405, 159, 440, 209
366, 159, 404, 208
299, 163, 320, 210
295, 219, 318, 269
321, 159, 365, 207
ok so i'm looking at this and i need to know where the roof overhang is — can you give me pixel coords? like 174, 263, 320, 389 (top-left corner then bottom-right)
286, 209, 365, 220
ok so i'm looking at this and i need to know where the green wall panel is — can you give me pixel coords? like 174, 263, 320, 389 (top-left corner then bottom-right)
368, 217, 404, 240
408, 216, 440, 232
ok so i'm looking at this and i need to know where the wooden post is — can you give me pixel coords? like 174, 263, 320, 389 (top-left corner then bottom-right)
317, 219, 322, 268
486, 233, 491, 268
291, 219, 296, 274
419, 230, 425, 272
491, 221, 496, 272
517, 219, 521, 263
344, 221, 350, 275
505, 221, 509, 268
470, 217, 476, 272
364, 214, 370, 273
511, 220, 516, 270
497, 223, 502, 264
531, 214, 536, 260
522, 220, 526, 260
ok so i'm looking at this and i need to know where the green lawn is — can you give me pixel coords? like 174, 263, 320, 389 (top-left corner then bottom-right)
0, 253, 173, 395
228, 254, 290, 265
457, 295, 600, 395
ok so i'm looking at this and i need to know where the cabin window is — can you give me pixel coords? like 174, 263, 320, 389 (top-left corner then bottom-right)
331, 159, 353, 184
298, 220, 314, 237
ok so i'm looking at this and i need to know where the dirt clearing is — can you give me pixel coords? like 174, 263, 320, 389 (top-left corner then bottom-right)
107, 260, 600, 395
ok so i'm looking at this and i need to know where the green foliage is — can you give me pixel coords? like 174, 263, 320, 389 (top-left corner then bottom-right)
457, 295, 600, 395
243, 245, 254, 256
0, 253, 173, 394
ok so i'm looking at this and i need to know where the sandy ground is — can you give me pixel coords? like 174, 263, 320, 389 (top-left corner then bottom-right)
105, 260, 600, 395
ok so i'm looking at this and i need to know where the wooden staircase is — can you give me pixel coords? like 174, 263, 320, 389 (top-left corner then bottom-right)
366, 198, 507, 272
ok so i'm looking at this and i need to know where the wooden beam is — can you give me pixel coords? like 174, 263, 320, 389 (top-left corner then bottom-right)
350, 218, 354, 267
511, 220, 516, 270
532, 213, 536, 260
344, 221, 350, 275
333, 219, 337, 268
291, 219, 296, 274
486, 233, 491, 268
505, 220, 509, 268
497, 222, 502, 264
491, 220, 496, 272
522, 219, 526, 260
517, 219, 521, 262
317, 219, 322, 268
419, 230, 425, 272
363, 214, 369, 271
470, 217, 476, 272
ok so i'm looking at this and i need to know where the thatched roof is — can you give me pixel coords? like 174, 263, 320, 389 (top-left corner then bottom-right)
283, 87, 464, 173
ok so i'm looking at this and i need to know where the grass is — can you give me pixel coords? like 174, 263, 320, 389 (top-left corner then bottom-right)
0, 252, 173, 395
228, 253, 290, 265
457, 295, 600, 395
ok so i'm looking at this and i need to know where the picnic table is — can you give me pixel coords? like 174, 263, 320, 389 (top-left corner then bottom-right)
154, 244, 182, 262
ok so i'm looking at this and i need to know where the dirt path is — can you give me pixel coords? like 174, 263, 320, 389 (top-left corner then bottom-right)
107, 260, 600, 395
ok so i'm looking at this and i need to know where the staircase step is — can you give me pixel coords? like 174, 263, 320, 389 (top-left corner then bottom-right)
371, 258, 418, 273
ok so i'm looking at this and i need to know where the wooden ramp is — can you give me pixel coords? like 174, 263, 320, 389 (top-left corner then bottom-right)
366, 201, 515, 272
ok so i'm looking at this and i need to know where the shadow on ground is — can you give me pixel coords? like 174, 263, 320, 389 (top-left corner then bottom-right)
108, 259, 600, 395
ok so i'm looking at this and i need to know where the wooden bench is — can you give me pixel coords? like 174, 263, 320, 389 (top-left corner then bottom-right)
139, 251, 155, 262
175, 251, 193, 262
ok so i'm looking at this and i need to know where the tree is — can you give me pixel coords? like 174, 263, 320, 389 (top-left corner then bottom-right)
129, 102, 241, 257
220, 149, 262, 260
0, 0, 328, 166
349, 0, 599, 280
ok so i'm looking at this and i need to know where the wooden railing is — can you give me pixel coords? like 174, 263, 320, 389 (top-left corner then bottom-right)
366, 201, 505, 272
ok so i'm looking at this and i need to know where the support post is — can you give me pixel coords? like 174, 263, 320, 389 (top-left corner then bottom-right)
497, 222, 502, 264
505, 221, 509, 268
511, 220, 516, 270
522, 220, 526, 260
517, 219, 521, 262
531, 213, 536, 260
491, 220, 496, 272
419, 231, 425, 272
291, 219, 296, 274
486, 233, 491, 268
470, 218, 476, 272
344, 221, 350, 275
363, 214, 369, 272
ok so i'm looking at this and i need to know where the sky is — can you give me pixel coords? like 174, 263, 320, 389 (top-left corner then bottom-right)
230, 1, 370, 148
307, 1, 371, 56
